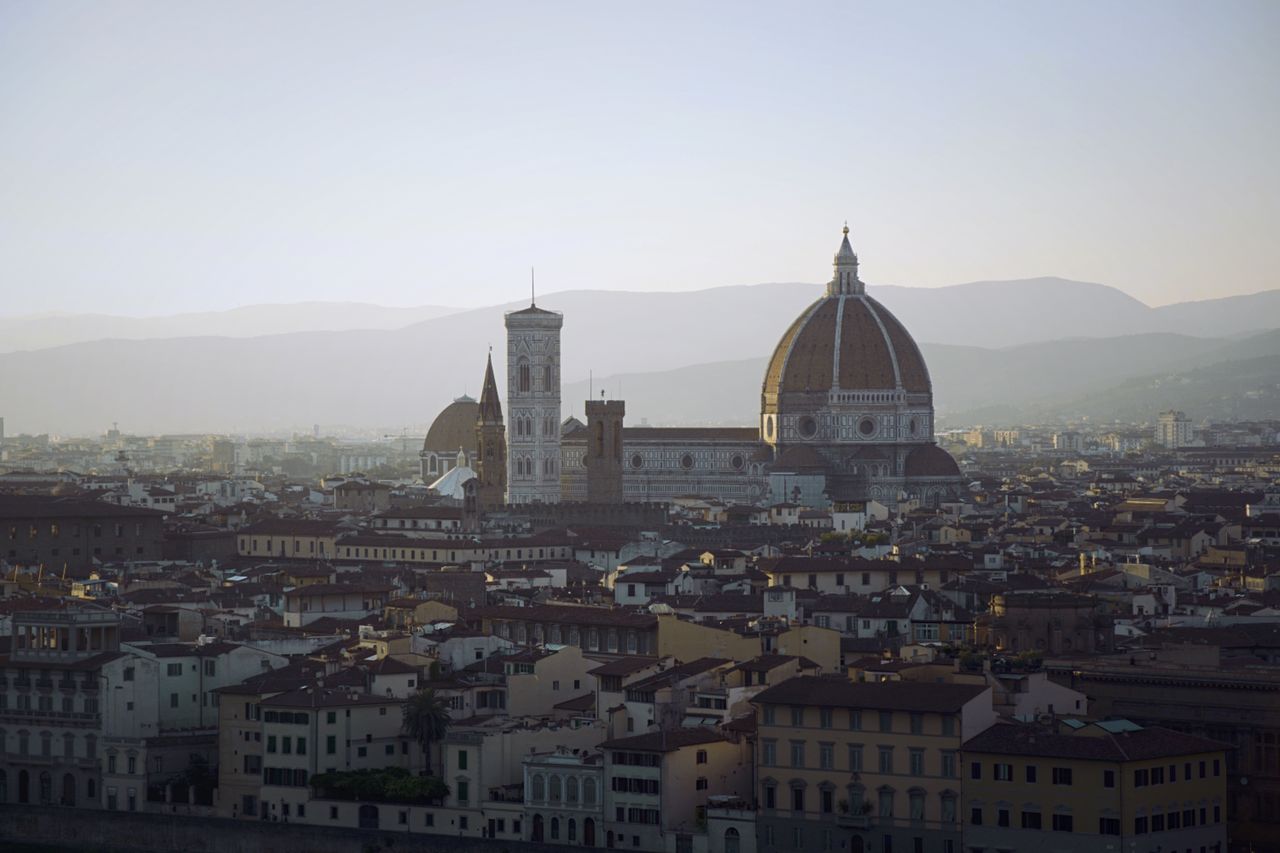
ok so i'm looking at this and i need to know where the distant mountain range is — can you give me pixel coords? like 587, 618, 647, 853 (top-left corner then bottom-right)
565, 331, 1280, 428
4, 278, 1279, 354
1, 279, 1276, 434
0, 302, 461, 353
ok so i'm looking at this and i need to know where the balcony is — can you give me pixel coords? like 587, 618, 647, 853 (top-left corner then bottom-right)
836, 813, 871, 829
35, 677, 54, 690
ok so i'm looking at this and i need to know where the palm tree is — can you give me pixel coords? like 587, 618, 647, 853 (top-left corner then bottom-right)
401, 688, 451, 778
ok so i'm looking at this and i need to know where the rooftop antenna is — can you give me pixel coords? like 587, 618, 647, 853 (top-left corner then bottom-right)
589, 370, 593, 402
531, 267, 536, 307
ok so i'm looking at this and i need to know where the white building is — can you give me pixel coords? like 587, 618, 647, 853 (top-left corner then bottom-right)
1157, 410, 1195, 448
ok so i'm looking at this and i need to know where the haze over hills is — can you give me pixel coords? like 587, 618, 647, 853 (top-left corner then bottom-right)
564, 330, 1280, 429
1, 280, 1276, 435
0, 303, 462, 353
5, 278, 1280, 355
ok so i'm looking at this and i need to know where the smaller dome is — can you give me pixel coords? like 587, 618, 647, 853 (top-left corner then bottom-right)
904, 445, 961, 478
423, 396, 480, 454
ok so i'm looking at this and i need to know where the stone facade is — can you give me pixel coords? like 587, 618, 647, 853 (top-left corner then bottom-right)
583, 399, 626, 504
505, 303, 563, 504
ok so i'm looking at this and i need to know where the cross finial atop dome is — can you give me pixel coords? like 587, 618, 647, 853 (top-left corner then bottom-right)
830, 223, 862, 296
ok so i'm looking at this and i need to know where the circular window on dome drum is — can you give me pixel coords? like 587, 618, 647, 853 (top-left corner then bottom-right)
798, 416, 818, 438
730, 454, 745, 471
680, 454, 694, 469
858, 417, 876, 437
630, 454, 644, 469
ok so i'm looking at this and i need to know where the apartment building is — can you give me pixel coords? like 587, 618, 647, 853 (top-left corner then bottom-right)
0, 495, 166, 566
750, 675, 996, 853
761, 557, 965, 596
963, 720, 1229, 852
600, 728, 752, 852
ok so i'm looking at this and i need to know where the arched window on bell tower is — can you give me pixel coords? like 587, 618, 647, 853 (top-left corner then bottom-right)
518, 358, 531, 393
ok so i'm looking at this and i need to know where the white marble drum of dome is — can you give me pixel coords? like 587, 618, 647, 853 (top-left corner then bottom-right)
760, 226, 935, 449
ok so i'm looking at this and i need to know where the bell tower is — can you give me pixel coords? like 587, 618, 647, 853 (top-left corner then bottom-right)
504, 286, 564, 504
474, 352, 507, 512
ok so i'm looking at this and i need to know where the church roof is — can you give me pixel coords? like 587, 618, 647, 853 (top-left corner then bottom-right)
429, 465, 476, 500
903, 445, 962, 478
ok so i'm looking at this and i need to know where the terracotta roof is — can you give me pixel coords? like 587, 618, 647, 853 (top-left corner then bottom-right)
0, 495, 167, 519
554, 692, 596, 712
601, 727, 728, 752
964, 722, 1230, 761
588, 656, 660, 677
470, 604, 658, 629
752, 675, 987, 713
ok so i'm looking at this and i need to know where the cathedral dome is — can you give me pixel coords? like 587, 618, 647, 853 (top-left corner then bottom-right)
762, 293, 930, 396
760, 227, 938, 451
423, 395, 479, 453
763, 229, 930, 399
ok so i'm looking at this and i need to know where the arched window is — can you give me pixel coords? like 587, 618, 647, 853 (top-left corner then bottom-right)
543, 363, 553, 391
518, 358, 531, 393
38, 771, 52, 804
549, 775, 562, 802
63, 733, 75, 758
568, 818, 577, 842
40, 731, 52, 757
566, 776, 579, 803
724, 827, 741, 853
583, 777, 597, 806
550, 817, 560, 840
595, 421, 605, 457
531, 774, 545, 801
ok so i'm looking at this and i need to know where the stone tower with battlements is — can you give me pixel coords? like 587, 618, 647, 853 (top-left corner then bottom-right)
584, 397, 625, 504
505, 298, 563, 504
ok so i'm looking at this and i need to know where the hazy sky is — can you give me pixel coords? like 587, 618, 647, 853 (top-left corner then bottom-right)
2, 1, 1276, 316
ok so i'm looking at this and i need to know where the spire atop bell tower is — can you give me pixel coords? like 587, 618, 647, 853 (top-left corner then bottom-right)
830, 223, 863, 296
478, 350, 503, 422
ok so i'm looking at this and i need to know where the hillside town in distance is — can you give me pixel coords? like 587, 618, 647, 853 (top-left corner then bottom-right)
2, 234, 1278, 853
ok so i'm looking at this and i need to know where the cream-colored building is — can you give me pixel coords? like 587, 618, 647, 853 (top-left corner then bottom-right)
963, 720, 1229, 852
505, 645, 598, 718
601, 727, 752, 852
750, 675, 995, 853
